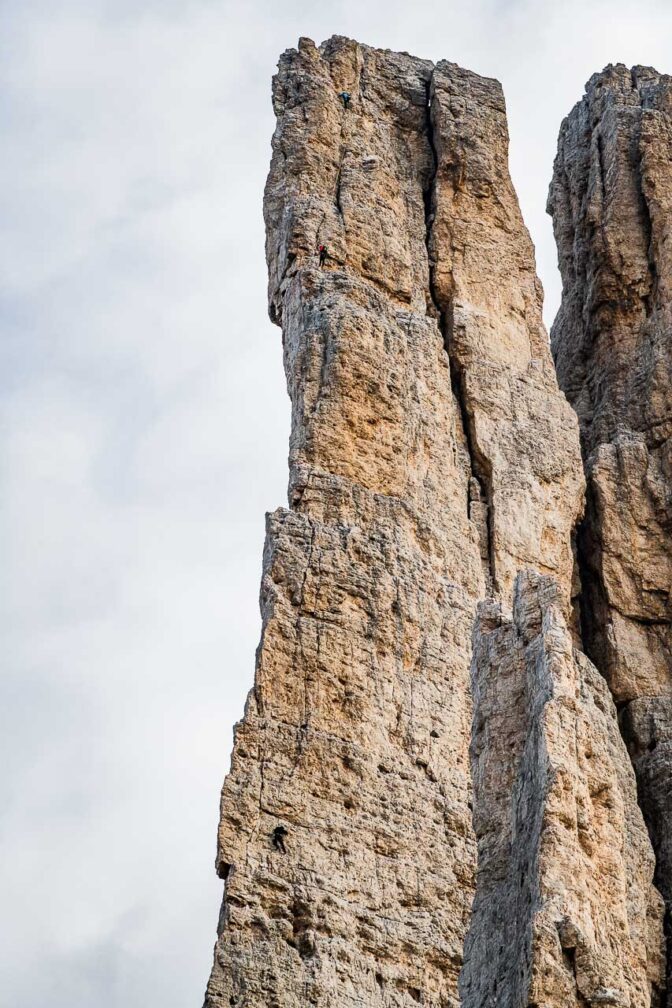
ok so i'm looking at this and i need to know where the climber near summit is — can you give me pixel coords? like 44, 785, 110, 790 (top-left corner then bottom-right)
271, 825, 288, 853
339, 91, 351, 108
318, 244, 328, 267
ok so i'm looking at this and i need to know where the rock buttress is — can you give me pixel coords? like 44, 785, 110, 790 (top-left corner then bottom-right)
461, 571, 665, 1008
549, 63, 672, 1001
204, 38, 661, 1008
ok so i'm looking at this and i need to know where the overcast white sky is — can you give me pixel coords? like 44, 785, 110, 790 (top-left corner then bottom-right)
3, 1, 672, 1004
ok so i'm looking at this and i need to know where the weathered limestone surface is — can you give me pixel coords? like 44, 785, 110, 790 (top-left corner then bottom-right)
549, 64, 672, 999
462, 571, 664, 1008
429, 66, 583, 602
204, 40, 664, 1008
206, 41, 485, 1008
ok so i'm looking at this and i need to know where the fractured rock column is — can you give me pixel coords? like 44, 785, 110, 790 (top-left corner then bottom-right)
205, 37, 485, 1008
204, 38, 663, 1008
462, 571, 665, 1008
549, 64, 672, 1000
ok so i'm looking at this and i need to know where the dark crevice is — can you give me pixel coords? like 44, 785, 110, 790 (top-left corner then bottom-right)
421, 74, 440, 320
422, 71, 496, 593
596, 131, 607, 203
561, 946, 590, 1008
573, 511, 598, 661
333, 97, 349, 223
568, 525, 585, 647
634, 124, 658, 317
636, 183, 656, 316
334, 122, 346, 221
335, 163, 344, 218
444, 311, 497, 593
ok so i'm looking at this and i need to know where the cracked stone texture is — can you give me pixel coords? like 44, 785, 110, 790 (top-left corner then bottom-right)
462, 570, 664, 1008
428, 66, 583, 602
549, 63, 672, 1000
203, 38, 658, 1008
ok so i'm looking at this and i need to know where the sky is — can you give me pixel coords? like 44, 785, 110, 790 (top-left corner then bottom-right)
2, 1, 672, 1004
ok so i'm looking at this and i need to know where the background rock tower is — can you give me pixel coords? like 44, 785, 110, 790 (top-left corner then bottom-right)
549, 63, 672, 1003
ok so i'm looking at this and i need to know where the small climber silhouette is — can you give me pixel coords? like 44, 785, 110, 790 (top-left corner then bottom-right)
339, 91, 351, 109
318, 244, 328, 267
271, 825, 288, 853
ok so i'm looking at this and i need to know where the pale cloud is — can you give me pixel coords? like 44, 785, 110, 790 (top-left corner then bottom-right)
3, 1, 672, 1004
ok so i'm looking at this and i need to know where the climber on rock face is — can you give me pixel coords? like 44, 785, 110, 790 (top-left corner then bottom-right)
318, 244, 328, 267
271, 825, 288, 853
339, 91, 351, 108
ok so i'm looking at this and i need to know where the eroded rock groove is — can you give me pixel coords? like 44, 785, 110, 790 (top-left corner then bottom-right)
423, 71, 495, 589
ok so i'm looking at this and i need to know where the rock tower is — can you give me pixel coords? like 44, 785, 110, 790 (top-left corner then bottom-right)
549, 63, 672, 1003
204, 39, 668, 1008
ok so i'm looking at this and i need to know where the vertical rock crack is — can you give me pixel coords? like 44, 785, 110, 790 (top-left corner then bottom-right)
422, 71, 497, 593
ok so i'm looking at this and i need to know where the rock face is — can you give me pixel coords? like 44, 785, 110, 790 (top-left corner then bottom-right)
203, 40, 665, 1008
549, 64, 672, 1001
462, 571, 664, 1008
